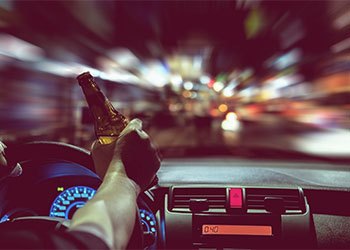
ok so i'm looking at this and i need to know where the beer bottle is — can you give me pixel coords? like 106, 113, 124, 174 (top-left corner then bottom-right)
77, 72, 129, 144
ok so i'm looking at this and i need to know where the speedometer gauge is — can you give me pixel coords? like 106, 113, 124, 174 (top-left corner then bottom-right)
140, 209, 157, 234
50, 185, 158, 239
49, 186, 95, 219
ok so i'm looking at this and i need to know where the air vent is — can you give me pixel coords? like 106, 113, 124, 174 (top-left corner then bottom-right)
170, 188, 226, 212
246, 188, 305, 213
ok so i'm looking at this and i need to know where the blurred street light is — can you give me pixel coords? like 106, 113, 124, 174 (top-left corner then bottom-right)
333, 10, 350, 30
143, 60, 169, 87
222, 111, 240, 131
331, 38, 350, 53
170, 74, 183, 86
200, 75, 211, 85
226, 112, 238, 121
213, 81, 224, 92
0, 34, 44, 62
108, 48, 140, 68
222, 80, 238, 97
184, 81, 194, 90
218, 104, 228, 112
182, 90, 192, 98
221, 119, 240, 132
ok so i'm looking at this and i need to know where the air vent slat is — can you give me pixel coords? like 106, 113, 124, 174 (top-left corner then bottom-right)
246, 188, 304, 213
247, 205, 265, 208
247, 199, 264, 203
171, 188, 226, 211
173, 201, 225, 205
246, 200, 299, 204
174, 195, 224, 198
284, 200, 300, 204
247, 194, 298, 198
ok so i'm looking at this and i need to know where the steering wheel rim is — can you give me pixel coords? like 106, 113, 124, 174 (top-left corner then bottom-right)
5, 141, 95, 172
2, 141, 144, 249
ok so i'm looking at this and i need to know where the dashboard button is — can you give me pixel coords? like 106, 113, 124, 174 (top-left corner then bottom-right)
229, 188, 242, 208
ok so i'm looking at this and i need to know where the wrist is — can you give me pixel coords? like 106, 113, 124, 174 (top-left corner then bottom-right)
103, 171, 141, 196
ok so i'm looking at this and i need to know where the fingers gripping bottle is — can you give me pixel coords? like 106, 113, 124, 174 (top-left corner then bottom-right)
77, 72, 129, 144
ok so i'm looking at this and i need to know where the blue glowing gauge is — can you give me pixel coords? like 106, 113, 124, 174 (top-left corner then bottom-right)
140, 209, 157, 235
49, 186, 96, 219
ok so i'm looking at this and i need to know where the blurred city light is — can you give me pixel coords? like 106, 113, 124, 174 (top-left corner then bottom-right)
61, 62, 101, 77
200, 75, 211, 84
193, 56, 203, 71
191, 92, 198, 99
184, 81, 194, 90
182, 90, 192, 98
218, 104, 228, 113
240, 68, 254, 80
1, 1, 349, 158
272, 48, 302, 70
226, 112, 238, 121
223, 89, 234, 97
99, 70, 139, 84
207, 79, 215, 88
143, 60, 169, 87
279, 19, 305, 49
221, 119, 240, 132
0, 34, 44, 62
333, 10, 350, 30
170, 74, 183, 86
331, 38, 350, 53
108, 48, 140, 68
222, 81, 238, 97
167, 55, 203, 79
293, 131, 350, 156
244, 6, 264, 39
210, 109, 221, 117
239, 87, 255, 98
34, 60, 78, 77
213, 81, 224, 92
266, 74, 304, 89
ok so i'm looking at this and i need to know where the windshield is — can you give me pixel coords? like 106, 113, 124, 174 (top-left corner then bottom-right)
0, 1, 349, 161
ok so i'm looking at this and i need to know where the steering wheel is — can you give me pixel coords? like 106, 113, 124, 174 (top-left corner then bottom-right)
0, 141, 143, 249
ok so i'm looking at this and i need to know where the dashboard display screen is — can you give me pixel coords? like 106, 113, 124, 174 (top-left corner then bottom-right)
202, 224, 272, 236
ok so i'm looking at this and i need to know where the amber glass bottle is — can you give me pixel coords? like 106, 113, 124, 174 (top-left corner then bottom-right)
77, 72, 128, 144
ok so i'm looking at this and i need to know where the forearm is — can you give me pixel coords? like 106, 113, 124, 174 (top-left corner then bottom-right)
70, 169, 139, 249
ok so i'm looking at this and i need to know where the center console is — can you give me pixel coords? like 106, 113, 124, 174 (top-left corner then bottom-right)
157, 185, 316, 249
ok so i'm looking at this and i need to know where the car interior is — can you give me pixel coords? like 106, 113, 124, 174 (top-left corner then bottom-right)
0, 1, 349, 249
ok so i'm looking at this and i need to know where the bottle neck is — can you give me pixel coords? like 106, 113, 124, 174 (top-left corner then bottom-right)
79, 78, 101, 96
79, 80, 117, 119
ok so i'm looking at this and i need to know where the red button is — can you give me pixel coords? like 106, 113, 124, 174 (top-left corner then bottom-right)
230, 188, 242, 208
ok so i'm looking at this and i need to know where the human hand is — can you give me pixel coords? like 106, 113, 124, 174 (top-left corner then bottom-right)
0, 142, 22, 182
0, 141, 7, 168
0, 142, 8, 180
92, 119, 161, 191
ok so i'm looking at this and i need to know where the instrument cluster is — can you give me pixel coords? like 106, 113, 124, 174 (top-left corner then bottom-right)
49, 185, 158, 239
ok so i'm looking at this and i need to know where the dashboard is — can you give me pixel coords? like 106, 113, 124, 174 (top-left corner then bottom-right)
0, 158, 159, 249
1, 151, 350, 249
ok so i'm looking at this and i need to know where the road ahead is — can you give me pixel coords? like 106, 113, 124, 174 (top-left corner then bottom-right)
148, 119, 350, 158
6, 117, 347, 159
